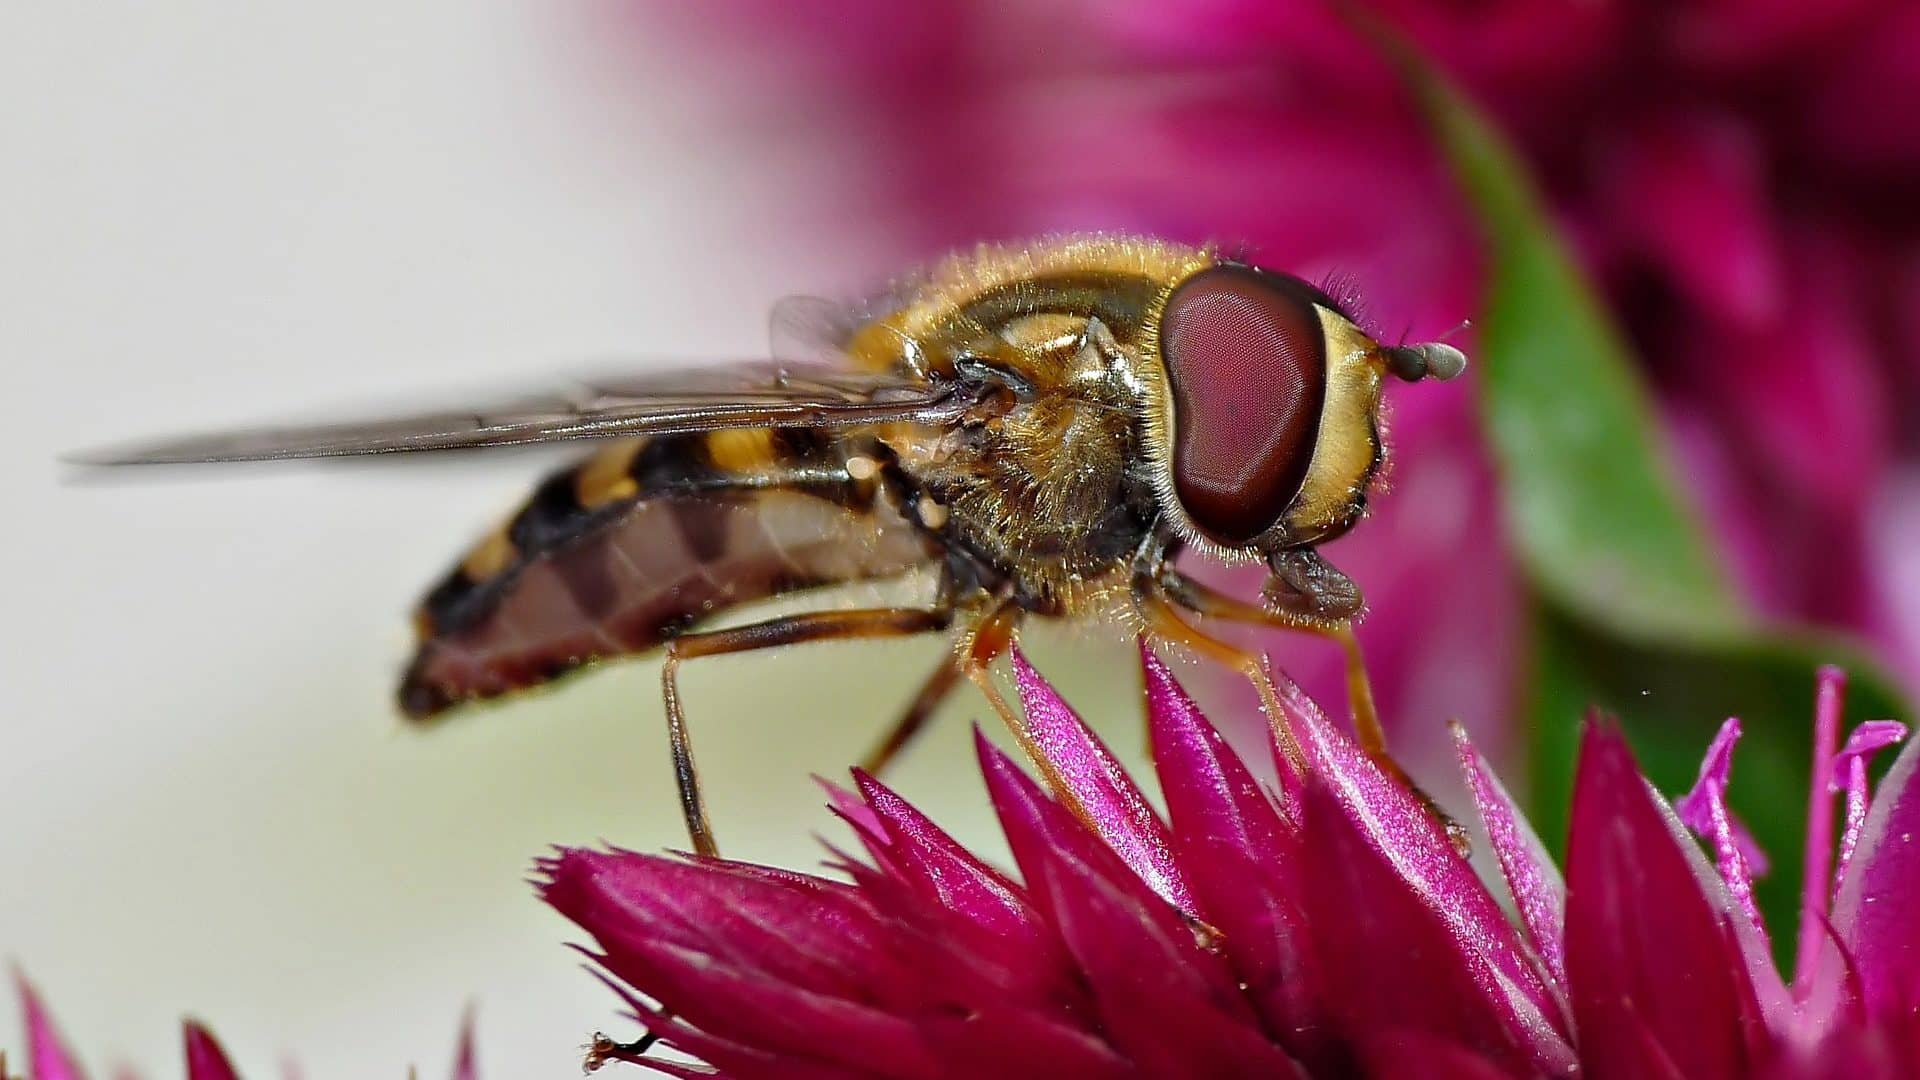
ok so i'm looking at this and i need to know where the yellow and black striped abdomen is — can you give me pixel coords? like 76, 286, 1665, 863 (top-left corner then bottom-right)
399, 428, 936, 719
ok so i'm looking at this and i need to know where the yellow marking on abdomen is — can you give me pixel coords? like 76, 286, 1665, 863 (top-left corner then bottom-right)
460, 527, 518, 582
705, 427, 779, 472
575, 440, 644, 508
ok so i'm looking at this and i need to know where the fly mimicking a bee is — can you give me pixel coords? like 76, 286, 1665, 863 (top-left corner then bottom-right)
80, 235, 1465, 855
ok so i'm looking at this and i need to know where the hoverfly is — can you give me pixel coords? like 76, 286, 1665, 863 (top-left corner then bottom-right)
77, 235, 1465, 855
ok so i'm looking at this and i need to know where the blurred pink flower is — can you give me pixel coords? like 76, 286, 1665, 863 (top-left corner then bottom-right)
9, 976, 477, 1080
541, 646, 1919, 1077
605, 0, 1920, 758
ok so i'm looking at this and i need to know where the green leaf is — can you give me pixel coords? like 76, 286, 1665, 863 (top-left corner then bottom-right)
1370, 21, 1913, 948
1527, 609, 1909, 943
1401, 40, 1742, 641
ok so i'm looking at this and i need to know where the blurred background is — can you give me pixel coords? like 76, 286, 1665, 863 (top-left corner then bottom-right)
4, 1, 1918, 1075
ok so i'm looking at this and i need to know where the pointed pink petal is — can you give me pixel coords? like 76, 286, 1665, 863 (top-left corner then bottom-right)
1673, 718, 1767, 934
546, 837, 1096, 1062
1453, 721, 1567, 989
850, 769, 1086, 1008
1297, 779, 1575, 1076
1564, 719, 1754, 1079
916, 1008, 1135, 1080
1357, 1029, 1541, 1080
1831, 732, 1920, 1016
1009, 647, 1194, 912
17, 974, 87, 1080
1833, 721, 1908, 890
1652, 745, 1791, 1028
1141, 645, 1328, 1058
974, 729, 1218, 978
814, 775, 883, 839
1028, 848, 1306, 1078
598, 936, 943, 1078
819, 774, 908, 881
974, 726, 1165, 936
537, 848, 914, 1004
182, 1023, 241, 1080
624, 989, 907, 1080
1795, 668, 1849, 1005
1269, 663, 1571, 1064
851, 770, 1036, 938
448, 1007, 477, 1080
977, 732, 1284, 1073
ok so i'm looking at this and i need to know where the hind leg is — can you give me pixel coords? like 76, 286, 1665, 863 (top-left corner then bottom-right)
659, 606, 953, 857
857, 649, 966, 776
860, 599, 1030, 772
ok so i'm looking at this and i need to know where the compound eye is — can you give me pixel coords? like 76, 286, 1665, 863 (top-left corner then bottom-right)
1159, 266, 1328, 545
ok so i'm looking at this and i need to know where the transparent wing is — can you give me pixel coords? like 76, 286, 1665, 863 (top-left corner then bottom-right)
769, 294, 862, 367
69, 362, 961, 465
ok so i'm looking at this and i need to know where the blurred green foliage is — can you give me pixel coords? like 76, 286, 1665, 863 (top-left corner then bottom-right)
1388, 30, 1913, 949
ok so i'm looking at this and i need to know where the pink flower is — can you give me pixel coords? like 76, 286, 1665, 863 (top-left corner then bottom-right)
542, 647, 1918, 1077
602, 0, 1920, 751
9, 976, 477, 1080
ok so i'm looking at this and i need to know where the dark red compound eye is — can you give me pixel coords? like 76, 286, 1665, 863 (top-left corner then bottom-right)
1160, 266, 1329, 545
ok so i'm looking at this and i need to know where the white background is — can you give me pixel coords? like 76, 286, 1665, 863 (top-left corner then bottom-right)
0, 4, 1142, 1075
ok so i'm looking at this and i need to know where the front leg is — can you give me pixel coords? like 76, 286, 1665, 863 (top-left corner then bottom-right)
1142, 556, 1472, 851
1145, 549, 1383, 759
1263, 547, 1364, 624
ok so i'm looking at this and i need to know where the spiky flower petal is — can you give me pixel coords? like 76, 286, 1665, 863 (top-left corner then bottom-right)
545, 647, 1919, 1076
7, 976, 477, 1080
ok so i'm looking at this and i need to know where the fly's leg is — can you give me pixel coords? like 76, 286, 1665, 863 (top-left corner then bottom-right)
853, 594, 1027, 776
607, 605, 952, 1068
1152, 564, 1466, 849
1155, 560, 1385, 757
585, 1032, 659, 1072
1146, 562, 1469, 851
1257, 547, 1383, 755
660, 606, 954, 857
959, 598, 1023, 731
1132, 582, 1306, 770
857, 649, 965, 775
962, 597, 1110, 803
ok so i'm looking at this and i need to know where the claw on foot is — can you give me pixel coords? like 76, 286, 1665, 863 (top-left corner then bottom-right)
1366, 749, 1474, 859
584, 1030, 659, 1072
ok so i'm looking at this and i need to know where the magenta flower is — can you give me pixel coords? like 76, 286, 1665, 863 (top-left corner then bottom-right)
9, 975, 477, 1080
603, 0, 1920, 749
542, 647, 1918, 1077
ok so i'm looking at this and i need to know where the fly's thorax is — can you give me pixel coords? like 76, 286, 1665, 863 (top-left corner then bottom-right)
857, 270, 1201, 605
840, 236, 1213, 380
924, 379, 1150, 605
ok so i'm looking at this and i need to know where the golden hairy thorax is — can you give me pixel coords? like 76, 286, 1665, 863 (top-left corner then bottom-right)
842, 237, 1219, 614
